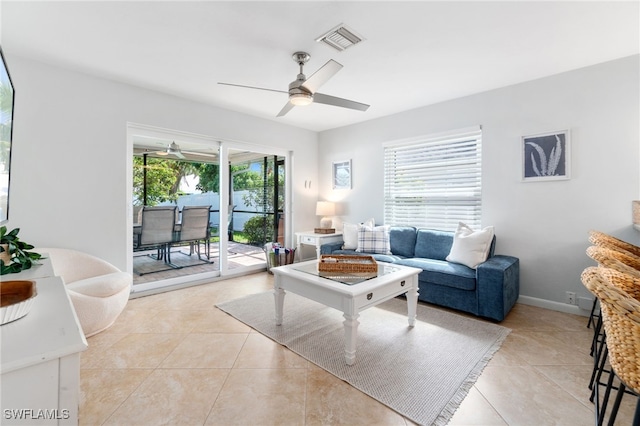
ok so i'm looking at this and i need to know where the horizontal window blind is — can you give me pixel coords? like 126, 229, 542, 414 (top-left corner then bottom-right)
383, 128, 482, 231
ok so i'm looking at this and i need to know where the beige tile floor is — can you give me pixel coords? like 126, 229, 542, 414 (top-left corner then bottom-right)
80, 273, 637, 425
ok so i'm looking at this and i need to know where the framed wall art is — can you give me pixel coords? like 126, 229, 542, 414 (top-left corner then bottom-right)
522, 130, 570, 182
332, 159, 352, 189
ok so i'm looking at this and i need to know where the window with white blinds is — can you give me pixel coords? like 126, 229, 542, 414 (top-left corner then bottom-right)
383, 127, 482, 231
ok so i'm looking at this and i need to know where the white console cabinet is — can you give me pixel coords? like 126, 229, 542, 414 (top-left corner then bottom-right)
1, 258, 87, 425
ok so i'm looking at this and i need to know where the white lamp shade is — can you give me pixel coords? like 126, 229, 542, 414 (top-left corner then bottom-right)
316, 201, 335, 216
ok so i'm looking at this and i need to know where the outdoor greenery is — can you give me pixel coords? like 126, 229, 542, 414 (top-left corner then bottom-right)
133, 157, 198, 205
0, 82, 12, 162
133, 155, 284, 245
133, 157, 278, 207
209, 230, 249, 244
242, 216, 274, 246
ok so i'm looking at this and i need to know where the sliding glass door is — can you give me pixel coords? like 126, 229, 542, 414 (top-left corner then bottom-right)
127, 124, 291, 294
224, 149, 286, 271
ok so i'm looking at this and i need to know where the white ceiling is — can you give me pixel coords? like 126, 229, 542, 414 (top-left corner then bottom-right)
2, 1, 639, 132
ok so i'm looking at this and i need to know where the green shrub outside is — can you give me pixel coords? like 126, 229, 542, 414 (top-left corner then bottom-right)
243, 216, 274, 246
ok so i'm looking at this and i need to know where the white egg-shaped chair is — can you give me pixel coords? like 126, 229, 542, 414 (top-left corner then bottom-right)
37, 248, 131, 337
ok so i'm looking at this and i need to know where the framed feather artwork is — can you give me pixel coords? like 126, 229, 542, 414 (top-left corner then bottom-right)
522, 130, 570, 182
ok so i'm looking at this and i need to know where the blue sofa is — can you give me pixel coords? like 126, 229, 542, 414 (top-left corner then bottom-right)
320, 226, 520, 321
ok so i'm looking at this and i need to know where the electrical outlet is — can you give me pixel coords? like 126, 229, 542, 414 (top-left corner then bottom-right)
566, 291, 576, 305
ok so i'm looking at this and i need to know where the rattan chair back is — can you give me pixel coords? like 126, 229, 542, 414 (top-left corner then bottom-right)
589, 230, 640, 258
581, 267, 640, 394
586, 245, 640, 279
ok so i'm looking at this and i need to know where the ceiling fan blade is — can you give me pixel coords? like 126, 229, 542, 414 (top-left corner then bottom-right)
301, 60, 343, 93
313, 93, 370, 112
181, 150, 217, 158
218, 82, 288, 94
277, 102, 295, 117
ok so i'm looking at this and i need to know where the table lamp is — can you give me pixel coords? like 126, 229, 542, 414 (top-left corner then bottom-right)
316, 201, 335, 229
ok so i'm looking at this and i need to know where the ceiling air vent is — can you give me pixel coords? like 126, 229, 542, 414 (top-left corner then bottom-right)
316, 24, 364, 52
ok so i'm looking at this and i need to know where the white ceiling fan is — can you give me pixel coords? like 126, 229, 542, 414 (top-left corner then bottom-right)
219, 51, 370, 117
163, 141, 186, 159
134, 142, 217, 160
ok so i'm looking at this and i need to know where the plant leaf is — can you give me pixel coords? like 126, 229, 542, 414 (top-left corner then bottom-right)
530, 153, 541, 176
548, 135, 563, 175
526, 142, 548, 175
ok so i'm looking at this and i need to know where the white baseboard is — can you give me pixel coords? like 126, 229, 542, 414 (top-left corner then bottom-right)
517, 295, 590, 317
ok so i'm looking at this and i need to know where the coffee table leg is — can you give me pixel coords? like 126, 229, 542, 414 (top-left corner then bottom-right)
343, 312, 360, 365
406, 278, 419, 327
274, 287, 285, 326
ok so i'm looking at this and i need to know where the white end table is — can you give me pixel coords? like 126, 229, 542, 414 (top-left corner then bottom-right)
295, 231, 343, 260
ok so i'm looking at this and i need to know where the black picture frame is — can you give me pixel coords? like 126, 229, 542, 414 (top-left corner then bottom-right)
0, 47, 14, 224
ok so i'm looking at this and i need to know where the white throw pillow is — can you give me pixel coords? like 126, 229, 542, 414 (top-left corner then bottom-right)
356, 225, 391, 254
342, 218, 375, 250
446, 222, 495, 269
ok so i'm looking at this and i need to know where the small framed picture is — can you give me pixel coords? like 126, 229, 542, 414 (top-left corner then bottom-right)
522, 130, 570, 182
332, 159, 352, 189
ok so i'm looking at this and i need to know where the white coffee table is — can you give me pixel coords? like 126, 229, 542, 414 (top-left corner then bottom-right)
271, 259, 421, 365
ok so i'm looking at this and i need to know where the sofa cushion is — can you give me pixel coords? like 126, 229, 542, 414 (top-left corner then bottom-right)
389, 226, 417, 258
396, 258, 476, 291
446, 222, 495, 269
356, 225, 391, 254
370, 253, 405, 263
342, 218, 375, 250
414, 229, 453, 261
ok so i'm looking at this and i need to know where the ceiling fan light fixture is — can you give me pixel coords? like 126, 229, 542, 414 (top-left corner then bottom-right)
290, 92, 313, 106
167, 142, 181, 154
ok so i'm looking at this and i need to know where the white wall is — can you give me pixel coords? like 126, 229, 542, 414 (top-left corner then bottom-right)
6, 55, 319, 271
318, 55, 640, 310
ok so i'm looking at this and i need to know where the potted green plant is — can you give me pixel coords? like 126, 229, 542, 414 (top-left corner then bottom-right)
0, 226, 44, 275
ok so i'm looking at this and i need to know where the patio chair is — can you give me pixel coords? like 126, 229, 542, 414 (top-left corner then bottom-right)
134, 205, 178, 267
176, 205, 212, 260
211, 204, 236, 238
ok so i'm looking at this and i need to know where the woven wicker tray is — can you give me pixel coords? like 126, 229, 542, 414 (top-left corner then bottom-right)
319, 254, 377, 273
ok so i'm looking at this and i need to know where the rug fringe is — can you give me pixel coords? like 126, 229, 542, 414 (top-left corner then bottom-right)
431, 330, 510, 426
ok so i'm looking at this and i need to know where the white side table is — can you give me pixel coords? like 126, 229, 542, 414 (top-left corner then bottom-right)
295, 231, 343, 261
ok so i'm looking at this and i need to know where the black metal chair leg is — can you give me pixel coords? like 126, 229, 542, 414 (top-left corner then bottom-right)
591, 315, 603, 357
608, 381, 626, 426
588, 298, 599, 328
591, 327, 607, 391
599, 370, 616, 426
592, 346, 609, 401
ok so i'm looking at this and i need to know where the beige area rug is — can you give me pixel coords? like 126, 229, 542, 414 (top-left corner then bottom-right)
217, 292, 511, 426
